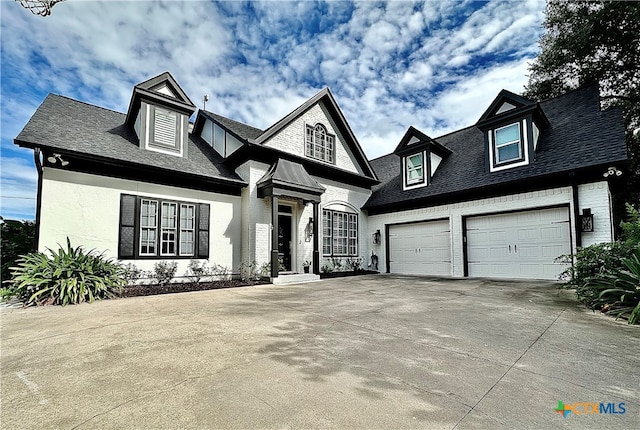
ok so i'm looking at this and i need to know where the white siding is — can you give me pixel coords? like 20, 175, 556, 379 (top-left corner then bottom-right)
261, 102, 363, 174
578, 181, 614, 245
39, 168, 241, 279
236, 162, 371, 272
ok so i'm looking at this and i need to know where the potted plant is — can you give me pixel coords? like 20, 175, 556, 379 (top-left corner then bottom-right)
302, 260, 311, 273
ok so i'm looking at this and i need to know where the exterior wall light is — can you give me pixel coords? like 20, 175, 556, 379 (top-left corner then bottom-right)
47, 153, 69, 166
372, 229, 381, 245
603, 166, 622, 178
305, 217, 314, 242
580, 208, 594, 232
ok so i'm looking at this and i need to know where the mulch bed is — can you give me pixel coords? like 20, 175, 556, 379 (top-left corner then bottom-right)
319, 270, 379, 279
121, 279, 269, 298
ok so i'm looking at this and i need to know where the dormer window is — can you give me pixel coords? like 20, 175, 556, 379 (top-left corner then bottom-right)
494, 123, 522, 164
394, 127, 452, 191
405, 152, 425, 186
124, 72, 196, 159
305, 123, 335, 164
477, 89, 549, 174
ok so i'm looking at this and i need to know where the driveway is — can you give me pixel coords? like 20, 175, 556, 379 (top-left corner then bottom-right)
1, 275, 638, 429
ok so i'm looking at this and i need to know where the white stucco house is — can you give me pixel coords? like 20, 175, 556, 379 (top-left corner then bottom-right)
15, 72, 628, 282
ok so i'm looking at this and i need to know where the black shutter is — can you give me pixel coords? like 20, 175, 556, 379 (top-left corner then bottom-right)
197, 203, 210, 258
119, 194, 137, 258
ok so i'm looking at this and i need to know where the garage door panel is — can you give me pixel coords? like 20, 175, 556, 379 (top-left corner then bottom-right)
389, 220, 451, 276
466, 207, 571, 280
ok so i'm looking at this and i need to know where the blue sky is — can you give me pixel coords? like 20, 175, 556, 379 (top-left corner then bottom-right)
0, 0, 545, 220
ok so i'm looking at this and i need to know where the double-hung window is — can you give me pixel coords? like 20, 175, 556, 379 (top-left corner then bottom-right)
405, 152, 424, 186
305, 124, 335, 164
119, 194, 209, 259
322, 209, 358, 256
494, 123, 522, 164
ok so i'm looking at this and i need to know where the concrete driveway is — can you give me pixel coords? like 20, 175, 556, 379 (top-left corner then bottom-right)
1, 275, 638, 429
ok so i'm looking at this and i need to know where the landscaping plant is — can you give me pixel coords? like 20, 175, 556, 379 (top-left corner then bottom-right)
9, 238, 125, 306
587, 245, 640, 324
150, 261, 178, 286
558, 204, 640, 324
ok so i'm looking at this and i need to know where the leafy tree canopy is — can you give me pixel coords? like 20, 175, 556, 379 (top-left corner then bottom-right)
524, 0, 640, 206
1, 218, 36, 283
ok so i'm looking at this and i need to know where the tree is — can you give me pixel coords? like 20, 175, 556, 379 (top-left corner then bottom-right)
524, 0, 640, 209
1, 218, 37, 283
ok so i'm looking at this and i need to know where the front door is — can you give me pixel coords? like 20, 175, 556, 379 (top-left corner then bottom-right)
277, 206, 293, 271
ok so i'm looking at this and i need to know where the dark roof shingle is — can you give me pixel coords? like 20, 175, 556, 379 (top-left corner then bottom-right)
15, 94, 245, 185
365, 85, 627, 210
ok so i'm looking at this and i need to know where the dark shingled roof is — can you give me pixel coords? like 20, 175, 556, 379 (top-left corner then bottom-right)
15, 94, 245, 185
201, 111, 264, 141
364, 85, 628, 211
257, 159, 325, 194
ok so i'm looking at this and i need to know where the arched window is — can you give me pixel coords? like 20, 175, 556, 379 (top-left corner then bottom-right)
305, 123, 335, 163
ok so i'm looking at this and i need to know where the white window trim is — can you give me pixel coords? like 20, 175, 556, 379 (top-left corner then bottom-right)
179, 203, 196, 256
140, 199, 158, 256
489, 120, 529, 172
138, 198, 198, 258
160, 202, 178, 256
402, 150, 428, 191
322, 209, 358, 256
305, 123, 335, 164
144, 104, 184, 157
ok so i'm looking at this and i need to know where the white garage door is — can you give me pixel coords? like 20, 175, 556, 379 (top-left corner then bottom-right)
466, 207, 571, 280
388, 220, 451, 276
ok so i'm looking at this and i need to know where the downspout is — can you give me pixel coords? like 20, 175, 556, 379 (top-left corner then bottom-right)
570, 172, 582, 248
33, 148, 44, 251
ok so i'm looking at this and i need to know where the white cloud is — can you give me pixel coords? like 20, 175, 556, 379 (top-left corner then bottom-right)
0, 0, 546, 219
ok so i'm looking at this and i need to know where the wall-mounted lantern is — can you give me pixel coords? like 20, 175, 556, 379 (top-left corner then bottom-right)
305, 217, 314, 242
580, 208, 594, 232
372, 229, 381, 245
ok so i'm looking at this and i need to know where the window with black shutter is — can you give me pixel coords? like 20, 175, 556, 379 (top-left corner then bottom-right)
118, 194, 209, 259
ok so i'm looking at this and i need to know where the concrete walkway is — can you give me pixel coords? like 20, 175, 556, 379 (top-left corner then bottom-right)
1, 275, 638, 429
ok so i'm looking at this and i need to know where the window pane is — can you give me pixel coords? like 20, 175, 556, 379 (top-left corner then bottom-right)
407, 154, 422, 168
180, 204, 195, 256
406, 153, 424, 184
498, 142, 521, 163
495, 124, 519, 145
323, 210, 332, 255
140, 199, 158, 256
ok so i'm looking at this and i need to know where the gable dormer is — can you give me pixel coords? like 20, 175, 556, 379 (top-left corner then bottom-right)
125, 72, 196, 158
394, 126, 452, 190
476, 90, 549, 173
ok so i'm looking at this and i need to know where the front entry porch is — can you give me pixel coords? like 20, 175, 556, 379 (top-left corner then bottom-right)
256, 159, 325, 280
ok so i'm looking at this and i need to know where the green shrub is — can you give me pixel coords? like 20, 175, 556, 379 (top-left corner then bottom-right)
9, 238, 125, 306
330, 257, 343, 272
119, 263, 144, 285
558, 241, 630, 303
0, 287, 15, 301
185, 260, 210, 284
239, 260, 259, 281
345, 257, 363, 272
621, 203, 640, 247
150, 261, 177, 286
587, 245, 640, 324
320, 264, 333, 274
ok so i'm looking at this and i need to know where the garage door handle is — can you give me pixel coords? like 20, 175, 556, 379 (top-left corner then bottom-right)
508, 244, 511, 253
514, 244, 517, 253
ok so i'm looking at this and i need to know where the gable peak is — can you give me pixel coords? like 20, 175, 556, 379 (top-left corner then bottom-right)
477, 89, 535, 124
